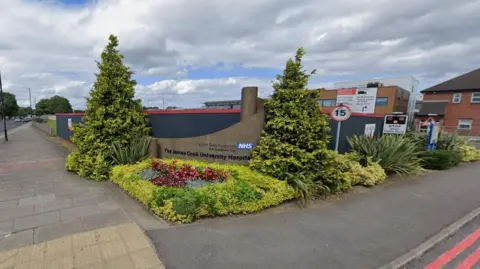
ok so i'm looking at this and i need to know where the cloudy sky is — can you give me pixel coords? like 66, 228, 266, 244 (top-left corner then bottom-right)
1, 0, 479, 109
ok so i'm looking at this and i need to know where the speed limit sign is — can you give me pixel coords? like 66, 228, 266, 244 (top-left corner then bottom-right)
330, 105, 352, 152
330, 105, 352, 122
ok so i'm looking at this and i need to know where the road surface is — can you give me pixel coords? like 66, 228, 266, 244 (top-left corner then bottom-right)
405, 216, 480, 269
0, 120, 27, 134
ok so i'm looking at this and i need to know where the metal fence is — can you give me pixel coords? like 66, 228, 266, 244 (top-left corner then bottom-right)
328, 116, 384, 153
56, 111, 241, 142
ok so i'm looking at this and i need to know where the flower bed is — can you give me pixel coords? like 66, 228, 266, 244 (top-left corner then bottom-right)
111, 159, 296, 223
138, 160, 230, 188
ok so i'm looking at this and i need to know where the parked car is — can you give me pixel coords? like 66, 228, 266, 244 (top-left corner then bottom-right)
22, 117, 32, 122
14, 118, 22, 122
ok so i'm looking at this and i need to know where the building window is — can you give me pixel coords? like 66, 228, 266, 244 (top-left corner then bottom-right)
471, 92, 480, 103
319, 99, 336, 107
375, 97, 388, 107
452, 93, 462, 103
457, 119, 472, 130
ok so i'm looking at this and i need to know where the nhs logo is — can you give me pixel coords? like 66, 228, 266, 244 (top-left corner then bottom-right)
237, 143, 254, 150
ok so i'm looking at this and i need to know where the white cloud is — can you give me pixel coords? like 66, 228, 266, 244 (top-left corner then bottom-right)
0, 0, 479, 109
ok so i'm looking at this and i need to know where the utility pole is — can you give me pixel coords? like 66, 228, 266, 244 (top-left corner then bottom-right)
28, 88, 32, 110
0, 71, 8, 141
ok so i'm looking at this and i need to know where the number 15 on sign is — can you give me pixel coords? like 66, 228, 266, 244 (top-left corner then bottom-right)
330, 105, 352, 152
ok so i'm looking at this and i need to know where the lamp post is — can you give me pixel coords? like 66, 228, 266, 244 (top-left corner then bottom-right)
0, 71, 8, 141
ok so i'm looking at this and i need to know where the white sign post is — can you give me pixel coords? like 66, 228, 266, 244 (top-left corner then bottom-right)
331, 105, 352, 152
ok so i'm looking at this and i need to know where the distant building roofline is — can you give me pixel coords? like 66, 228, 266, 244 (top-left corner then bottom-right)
204, 100, 242, 105
333, 76, 420, 85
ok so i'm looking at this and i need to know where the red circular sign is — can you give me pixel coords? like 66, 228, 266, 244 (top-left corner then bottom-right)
330, 105, 352, 122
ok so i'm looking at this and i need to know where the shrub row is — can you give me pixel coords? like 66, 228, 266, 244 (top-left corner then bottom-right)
418, 150, 462, 170
348, 134, 424, 176
111, 159, 296, 223
349, 132, 480, 174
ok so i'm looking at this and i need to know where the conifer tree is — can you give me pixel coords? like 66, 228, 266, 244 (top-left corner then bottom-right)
250, 48, 331, 198
66, 35, 149, 181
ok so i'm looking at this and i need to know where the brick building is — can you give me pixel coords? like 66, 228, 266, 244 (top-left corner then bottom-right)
318, 86, 410, 114
417, 68, 480, 135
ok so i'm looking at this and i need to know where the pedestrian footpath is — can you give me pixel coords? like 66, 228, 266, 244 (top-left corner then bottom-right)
0, 222, 164, 269
0, 125, 168, 252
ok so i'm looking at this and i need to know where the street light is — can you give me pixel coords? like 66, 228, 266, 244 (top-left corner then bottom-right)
0, 71, 8, 141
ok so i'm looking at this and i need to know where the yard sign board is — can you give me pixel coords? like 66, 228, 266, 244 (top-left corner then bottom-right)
383, 114, 408, 135
336, 87, 378, 114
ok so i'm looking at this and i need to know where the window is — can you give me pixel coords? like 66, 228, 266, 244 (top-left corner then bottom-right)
319, 99, 336, 107
375, 97, 388, 107
471, 92, 480, 103
452, 93, 462, 103
457, 119, 472, 130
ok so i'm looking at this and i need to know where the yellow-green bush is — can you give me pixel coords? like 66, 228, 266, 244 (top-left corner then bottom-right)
460, 144, 480, 162
319, 151, 387, 192
110, 159, 296, 223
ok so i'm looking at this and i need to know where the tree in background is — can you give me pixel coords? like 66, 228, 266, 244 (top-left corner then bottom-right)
35, 96, 72, 115
16, 107, 27, 117
249, 48, 331, 203
16, 106, 34, 117
66, 35, 149, 181
73, 109, 85, 113
49, 95, 72, 114
24, 106, 33, 115
35, 99, 52, 115
0, 92, 19, 118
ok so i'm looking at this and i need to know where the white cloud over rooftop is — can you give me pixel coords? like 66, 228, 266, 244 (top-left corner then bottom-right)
0, 0, 479, 108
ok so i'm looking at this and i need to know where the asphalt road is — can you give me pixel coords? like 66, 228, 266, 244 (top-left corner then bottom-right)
405, 216, 480, 269
0, 120, 27, 134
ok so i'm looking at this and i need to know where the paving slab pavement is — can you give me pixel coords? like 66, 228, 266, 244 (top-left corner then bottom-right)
148, 162, 480, 269
0, 222, 164, 269
0, 126, 168, 252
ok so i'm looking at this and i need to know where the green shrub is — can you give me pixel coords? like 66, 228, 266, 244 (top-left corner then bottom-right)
318, 151, 387, 192
405, 131, 467, 152
280, 170, 328, 206
419, 150, 462, 170
348, 134, 423, 176
436, 132, 467, 151
111, 159, 296, 223
66, 35, 150, 181
460, 144, 480, 162
33, 117, 46, 123
249, 48, 330, 202
111, 136, 151, 165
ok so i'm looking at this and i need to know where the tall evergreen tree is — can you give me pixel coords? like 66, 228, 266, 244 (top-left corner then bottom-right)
250, 48, 331, 200
66, 35, 149, 181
